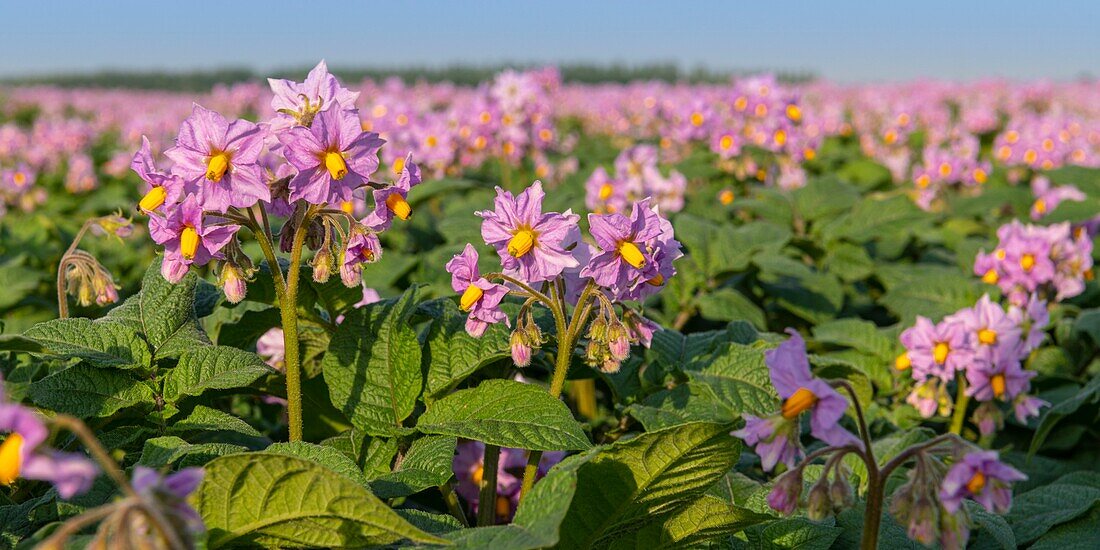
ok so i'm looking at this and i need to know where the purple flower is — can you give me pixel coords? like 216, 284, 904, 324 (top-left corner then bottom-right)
899, 316, 973, 381
131, 136, 184, 213
257, 328, 285, 370
363, 153, 421, 231
1010, 294, 1049, 353
965, 356, 1035, 403
949, 294, 1021, 364
268, 60, 360, 129
940, 451, 1025, 514
731, 415, 802, 472
906, 379, 951, 418
477, 181, 579, 284
278, 102, 384, 205
132, 466, 205, 536
164, 104, 268, 213
446, 244, 509, 337
340, 229, 382, 287
585, 166, 623, 214
766, 330, 862, 449
0, 400, 97, 499
452, 441, 521, 522
149, 196, 239, 283
581, 199, 664, 292
1030, 176, 1085, 220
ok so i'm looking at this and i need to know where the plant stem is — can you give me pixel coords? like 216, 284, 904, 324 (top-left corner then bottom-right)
949, 377, 970, 435
477, 444, 501, 526
829, 380, 881, 550
439, 482, 470, 527
281, 206, 315, 442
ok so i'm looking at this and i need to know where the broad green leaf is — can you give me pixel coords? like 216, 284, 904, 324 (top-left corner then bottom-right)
698, 288, 766, 329
417, 379, 590, 451
1007, 478, 1100, 544
968, 501, 1017, 550
0, 334, 43, 353
822, 241, 875, 282
28, 364, 154, 418
606, 495, 769, 549
105, 257, 200, 351
811, 318, 895, 361
556, 422, 740, 548
194, 452, 445, 548
1029, 375, 1100, 456
420, 298, 511, 398
162, 345, 275, 402
139, 436, 248, 468
876, 263, 984, 321
687, 342, 777, 417
169, 405, 266, 444
0, 259, 41, 310
1028, 504, 1100, 550
25, 317, 151, 370
323, 288, 423, 436
744, 517, 842, 550
371, 435, 457, 498
625, 383, 737, 430
397, 509, 464, 535
266, 441, 371, 487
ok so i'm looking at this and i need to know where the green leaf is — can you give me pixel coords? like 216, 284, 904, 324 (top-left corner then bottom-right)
968, 501, 1017, 550
0, 259, 41, 309
323, 288, 423, 436
24, 318, 151, 370
162, 345, 275, 402
371, 436, 457, 498
1028, 504, 1100, 550
417, 379, 590, 451
686, 343, 777, 417
169, 405, 265, 442
0, 333, 44, 353
698, 288, 766, 329
105, 257, 200, 351
420, 298, 511, 398
139, 436, 248, 468
1029, 376, 1100, 456
194, 452, 446, 548
877, 263, 984, 321
556, 422, 741, 548
1007, 478, 1100, 544
744, 517, 842, 550
265, 441, 372, 487
822, 241, 875, 282
606, 495, 769, 549
625, 383, 737, 430
28, 364, 154, 418
812, 318, 895, 361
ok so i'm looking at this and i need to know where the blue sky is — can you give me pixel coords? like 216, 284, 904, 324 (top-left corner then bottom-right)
1, 1, 1097, 82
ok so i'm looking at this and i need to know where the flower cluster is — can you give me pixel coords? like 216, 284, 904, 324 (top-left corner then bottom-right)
910, 133, 991, 209
584, 145, 687, 214
973, 220, 1094, 305
447, 181, 681, 373
898, 294, 1048, 434
132, 61, 420, 300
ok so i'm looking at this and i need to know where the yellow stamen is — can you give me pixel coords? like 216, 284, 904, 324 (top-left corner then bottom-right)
508, 230, 536, 258
786, 104, 802, 122
884, 129, 898, 145
734, 97, 748, 111
205, 152, 230, 182
781, 387, 818, 419
997, 145, 1012, 160
425, 135, 439, 148
618, 241, 646, 268
1023, 149, 1037, 164
774, 129, 787, 146
139, 186, 167, 211
933, 342, 949, 364
598, 183, 614, 201
1042, 138, 1054, 152
803, 148, 816, 161
719, 189, 735, 205
966, 471, 987, 494
538, 128, 553, 142
995, 249, 1006, 261
386, 194, 412, 220
0, 433, 23, 485
897, 113, 911, 126
690, 112, 704, 127
324, 152, 348, 181
396, 114, 409, 126
978, 329, 997, 345
496, 494, 511, 519
895, 352, 911, 371
13, 173, 26, 186
471, 464, 483, 486
502, 142, 516, 156
459, 284, 484, 311
973, 168, 988, 184
719, 135, 734, 150
916, 174, 931, 189
1005, 130, 1019, 144
1033, 198, 1047, 214
754, 104, 768, 117
647, 273, 665, 286
938, 163, 953, 178
1020, 254, 1036, 272
982, 269, 999, 284
990, 374, 1006, 398
180, 226, 199, 260
340, 201, 355, 215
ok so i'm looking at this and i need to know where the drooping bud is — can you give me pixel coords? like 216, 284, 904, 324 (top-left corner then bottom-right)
607, 320, 631, 361
92, 268, 120, 306
829, 469, 853, 509
806, 481, 832, 521
767, 468, 803, 516
907, 497, 940, 546
312, 247, 334, 283
971, 401, 1003, 437
510, 329, 532, 368
599, 358, 622, 373
218, 263, 248, 304
94, 214, 134, 238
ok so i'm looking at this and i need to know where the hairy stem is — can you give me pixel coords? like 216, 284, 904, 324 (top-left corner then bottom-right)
477, 444, 501, 526
949, 377, 970, 435
439, 482, 470, 528
281, 205, 316, 442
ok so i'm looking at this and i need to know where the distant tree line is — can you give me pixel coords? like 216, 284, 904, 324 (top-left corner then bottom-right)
0, 64, 816, 91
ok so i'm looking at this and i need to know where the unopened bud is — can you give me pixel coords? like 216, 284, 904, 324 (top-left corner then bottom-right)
312, 248, 334, 283
92, 270, 120, 306
510, 329, 532, 368
907, 497, 939, 546
806, 482, 832, 521
829, 473, 853, 509
600, 358, 622, 373
607, 321, 631, 360
767, 468, 803, 516
219, 264, 248, 304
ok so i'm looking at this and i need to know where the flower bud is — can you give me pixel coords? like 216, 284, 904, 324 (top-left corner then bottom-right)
971, 402, 1004, 437
907, 497, 939, 546
600, 358, 622, 374
829, 472, 853, 509
939, 507, 970, 549
93, 214, 134, 239
92, 269, 120, 306
219, 264, 248, 304
607, 321, 631, 361
312, 247, 334, 283
510, 329, 531, 368
806, 481, 832, 521
767, 468, 803, 516
586, 316, 609, 342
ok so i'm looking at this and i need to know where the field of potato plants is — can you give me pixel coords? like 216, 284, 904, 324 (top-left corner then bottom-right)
1, 62, 1099, 548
